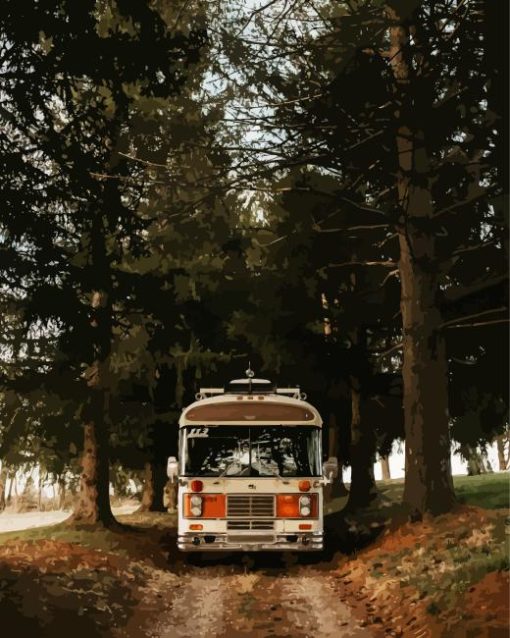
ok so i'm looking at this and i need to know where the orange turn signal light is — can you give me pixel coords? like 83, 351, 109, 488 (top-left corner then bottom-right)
298, 480, 311, 492
276, 493, 318, 518
276, 494, 300, 518
189, 524, 203, 530
299, 523, 312, 530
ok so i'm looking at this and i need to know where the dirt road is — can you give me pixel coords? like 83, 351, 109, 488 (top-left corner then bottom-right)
125, 560, 376, 638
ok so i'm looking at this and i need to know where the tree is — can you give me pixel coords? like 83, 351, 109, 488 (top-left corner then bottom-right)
0, 0, 207, 525
216, 0, 508, 516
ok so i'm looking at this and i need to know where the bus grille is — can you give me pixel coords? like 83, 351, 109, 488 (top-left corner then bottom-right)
227, 520, 274, 531
227, 494, 275, 518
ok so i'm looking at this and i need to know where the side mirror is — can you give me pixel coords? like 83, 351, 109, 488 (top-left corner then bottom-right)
323, 456, 339, 483
167, 456, 178, 482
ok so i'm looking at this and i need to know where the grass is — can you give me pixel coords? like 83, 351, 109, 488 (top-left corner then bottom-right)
331, 473, 509, 636
325, 471, 509, 516
377, 472, 509, 509
453, 473, 509, 509
0, 510, 178, 568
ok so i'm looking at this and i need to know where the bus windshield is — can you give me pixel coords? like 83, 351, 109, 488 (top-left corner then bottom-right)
180, 425, 321, 477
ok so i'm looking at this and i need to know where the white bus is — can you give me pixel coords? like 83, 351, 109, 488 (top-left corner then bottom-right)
168, 372, 338, 551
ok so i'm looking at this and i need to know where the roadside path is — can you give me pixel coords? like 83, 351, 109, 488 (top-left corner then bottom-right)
0, 504, 138, 533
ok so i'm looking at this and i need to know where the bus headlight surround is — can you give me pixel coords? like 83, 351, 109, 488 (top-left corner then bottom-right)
299, 495, 311, 517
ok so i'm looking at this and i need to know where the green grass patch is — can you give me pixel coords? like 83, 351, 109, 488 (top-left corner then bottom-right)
0, 511, 177, 560
453, 473, 509, 509
374, 472, 509, 510
326, 473, 508, 520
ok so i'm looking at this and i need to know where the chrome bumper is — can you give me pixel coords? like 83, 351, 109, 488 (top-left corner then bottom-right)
177, 532, 323, 552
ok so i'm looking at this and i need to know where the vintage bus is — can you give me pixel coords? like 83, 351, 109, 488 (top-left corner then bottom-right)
167, 372, 338, 551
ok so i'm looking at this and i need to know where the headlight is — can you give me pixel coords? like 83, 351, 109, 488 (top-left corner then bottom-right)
190, 494, 202, 516
299, 495, 311, 517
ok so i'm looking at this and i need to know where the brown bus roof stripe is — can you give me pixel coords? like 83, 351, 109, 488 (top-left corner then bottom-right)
185, 402, 315, 422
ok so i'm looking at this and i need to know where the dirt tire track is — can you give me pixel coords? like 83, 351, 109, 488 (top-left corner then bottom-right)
145, 569, 226, 638
120, 562, 377, 638
191, 566, 375, 638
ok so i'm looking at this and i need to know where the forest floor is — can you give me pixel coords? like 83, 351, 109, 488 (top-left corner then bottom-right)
0, 473, 507, 638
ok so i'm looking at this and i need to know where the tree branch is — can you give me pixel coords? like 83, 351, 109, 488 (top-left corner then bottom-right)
443, 275, 508, 303
440, 307, 507, 329
326, 260, 397, 269
445, 318, 509, 329
372, 342, 403, 358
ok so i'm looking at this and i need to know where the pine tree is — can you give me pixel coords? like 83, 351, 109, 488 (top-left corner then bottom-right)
0, 0, 207, 525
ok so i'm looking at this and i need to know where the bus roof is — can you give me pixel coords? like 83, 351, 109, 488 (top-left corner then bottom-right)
179, 392, 322, 427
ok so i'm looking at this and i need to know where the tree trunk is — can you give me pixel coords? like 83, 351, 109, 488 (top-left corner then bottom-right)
71, 411, 114, 526
164, 479, 177, 512
331, 460, 348, 498
38, 472, 43, 511
346, 380, 377, 511
138, 461, 167, 512
460, 444, 483, 475
138, 462, 155, 512
496, 434, 509, 471
0, 466, 7, 512
380, 455, 391, 481
7, 471, 16, 506
388, 9, 456, 517
58, 476, 66, 510
71, 389, 113, 525
69, 191, 116, 529
325, 413, 348, 501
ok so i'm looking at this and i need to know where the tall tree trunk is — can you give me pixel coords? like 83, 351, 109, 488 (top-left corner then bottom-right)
460, 444, 483, 476
388, 7, 455, 516
325, 413, 348, 501
496, 434, 509, 471
70, 283, 114, 526
380, 455, 391, 481
7, 471, 16, 506
72, 411, 113, 525
38, 472, 44, 511
69, 171, 124, 527
58, 476, 66, 510
0, 466, 7, 512
151, 461, 167, 511
346, 379, 377, 510
138, 462, 167, 512
329, 414, 349, 498
138, 462, 155, 512
165, 479, 177, 512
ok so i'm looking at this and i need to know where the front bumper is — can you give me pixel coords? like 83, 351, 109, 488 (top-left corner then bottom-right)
177, 531, 323, 551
